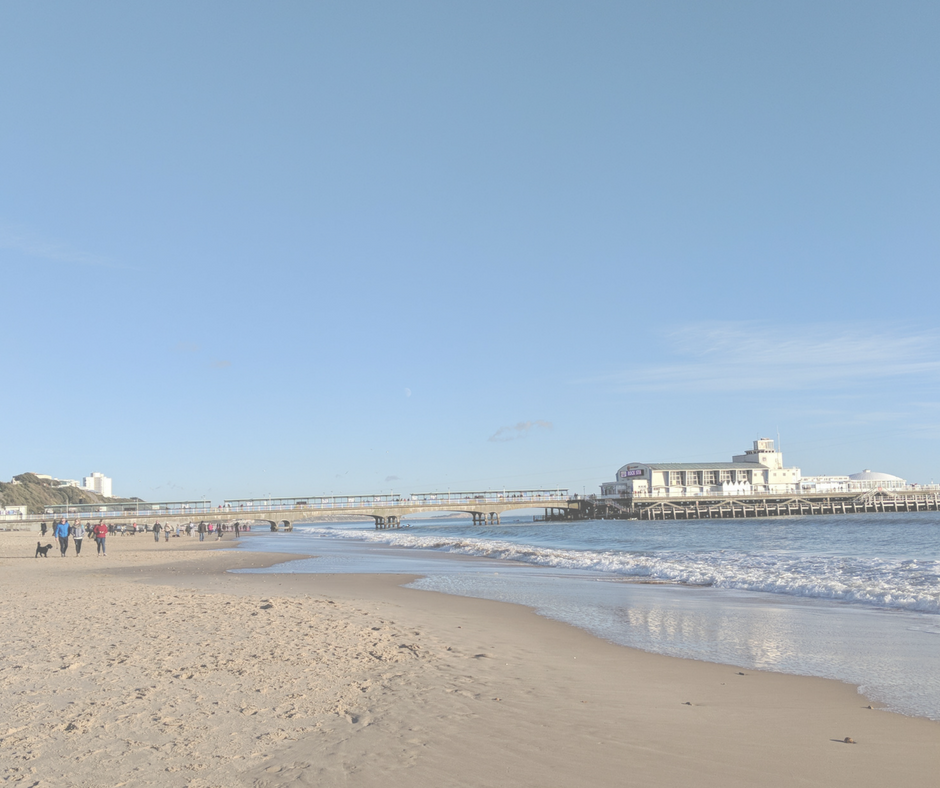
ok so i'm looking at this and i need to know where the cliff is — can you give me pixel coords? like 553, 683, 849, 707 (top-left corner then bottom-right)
0, 473, 139, 515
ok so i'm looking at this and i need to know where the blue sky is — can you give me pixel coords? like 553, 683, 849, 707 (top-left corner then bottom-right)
2, 1, 939, 502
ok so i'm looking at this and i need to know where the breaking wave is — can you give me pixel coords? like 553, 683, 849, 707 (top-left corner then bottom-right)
294, 525, 940, 615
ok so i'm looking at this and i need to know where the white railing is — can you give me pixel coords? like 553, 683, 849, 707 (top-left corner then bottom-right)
604, 486, 938, 500
607, 487, 801, 499
2, 492, 571, 523
221, 493, 569, 513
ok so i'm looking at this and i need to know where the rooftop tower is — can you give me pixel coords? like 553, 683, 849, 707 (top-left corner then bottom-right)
732, 438, 784, 470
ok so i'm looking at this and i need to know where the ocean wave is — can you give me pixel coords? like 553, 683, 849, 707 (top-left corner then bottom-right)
294, 525, 940, 615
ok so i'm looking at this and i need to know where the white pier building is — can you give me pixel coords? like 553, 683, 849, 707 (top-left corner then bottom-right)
601, 438, 801, 498
800, 469, 907, 493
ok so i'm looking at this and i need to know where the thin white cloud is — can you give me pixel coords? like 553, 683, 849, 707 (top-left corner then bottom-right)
210, 360, 232, 369
489, 420, 553, 443
0, 224, 129, 270
596, 322, 940, 392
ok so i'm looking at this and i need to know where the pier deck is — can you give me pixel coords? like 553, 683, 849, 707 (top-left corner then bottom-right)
582, 490, 940, 521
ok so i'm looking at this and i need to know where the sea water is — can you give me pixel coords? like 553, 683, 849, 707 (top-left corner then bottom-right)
235, 512, 940, 720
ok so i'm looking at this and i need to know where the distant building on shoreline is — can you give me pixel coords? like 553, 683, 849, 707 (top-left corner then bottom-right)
601, 438, 800, 498
27, 474, 83, 489
82, 472, 112, 497
601, 439, 907, 498
10, 471, 113, 497
800, 469, 906, 493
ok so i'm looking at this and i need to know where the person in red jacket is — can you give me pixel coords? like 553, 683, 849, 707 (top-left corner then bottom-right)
93, 520, 109, 557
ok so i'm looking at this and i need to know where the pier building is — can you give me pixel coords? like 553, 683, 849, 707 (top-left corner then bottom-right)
847, 469, 906, 491
600, 438, 801, 498
798, 475, 850, 493
799, 470, 907, 493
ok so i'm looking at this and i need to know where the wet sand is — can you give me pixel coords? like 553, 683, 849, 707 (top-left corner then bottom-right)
1, 530, 936, 787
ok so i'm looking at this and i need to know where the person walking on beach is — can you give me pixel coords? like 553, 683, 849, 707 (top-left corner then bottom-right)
198, 521, 206, 541
152, 522, 161, 543
163, 522, 171, 542
94, 520, 108, 556
54, 518, 70, 557
72, 520, 84, 556
234, 521, 241, 539
40, 521, 47, 537
216, 522, 224, 540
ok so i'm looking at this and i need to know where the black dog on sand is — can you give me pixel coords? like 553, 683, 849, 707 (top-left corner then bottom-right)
35, 542, 53, 558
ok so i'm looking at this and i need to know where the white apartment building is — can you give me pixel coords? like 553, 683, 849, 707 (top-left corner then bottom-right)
82, 472, 113, 497
12, 471, 114, 497
601, 438, 801, 498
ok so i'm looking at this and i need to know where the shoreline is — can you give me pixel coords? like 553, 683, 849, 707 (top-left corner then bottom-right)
234, 524, 940, 720
1, 531, 937, 787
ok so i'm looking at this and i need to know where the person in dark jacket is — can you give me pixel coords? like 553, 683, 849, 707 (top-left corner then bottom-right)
153, 522, 161, 542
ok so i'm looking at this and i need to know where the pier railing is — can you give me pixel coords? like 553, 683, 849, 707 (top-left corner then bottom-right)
0, 490, 571, 523
595, 490, 940, 521
612, 486, 935, 499
221, 490, 569, 512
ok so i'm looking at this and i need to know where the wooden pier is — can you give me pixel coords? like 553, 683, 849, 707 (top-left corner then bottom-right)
580, 490, 940, 521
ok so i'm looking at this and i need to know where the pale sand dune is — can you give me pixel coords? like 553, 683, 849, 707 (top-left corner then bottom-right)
0, 531, 936, 787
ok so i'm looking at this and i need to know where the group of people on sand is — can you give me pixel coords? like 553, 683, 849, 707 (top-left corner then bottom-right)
148, 520, 244, 542
41, 519, 247, 557
47, 518, 110, 557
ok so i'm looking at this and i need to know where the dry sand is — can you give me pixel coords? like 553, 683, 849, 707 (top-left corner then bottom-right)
0, 530, 937, 787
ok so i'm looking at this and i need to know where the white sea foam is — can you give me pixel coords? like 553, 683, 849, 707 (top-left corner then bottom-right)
294, 525, 940, 615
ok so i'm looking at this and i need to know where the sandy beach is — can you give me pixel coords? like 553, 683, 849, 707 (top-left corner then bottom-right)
1, 530, 936, 787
